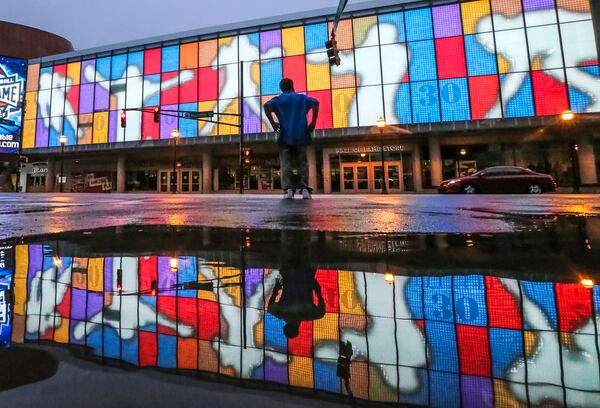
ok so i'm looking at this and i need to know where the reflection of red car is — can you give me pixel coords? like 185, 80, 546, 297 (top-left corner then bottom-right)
438, 166, 557, 194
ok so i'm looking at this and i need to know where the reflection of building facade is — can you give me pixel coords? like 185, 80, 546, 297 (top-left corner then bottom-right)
9, 238, 600, 406
19, 0, 600, 193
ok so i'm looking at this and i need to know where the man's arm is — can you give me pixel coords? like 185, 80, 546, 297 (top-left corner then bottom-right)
263, 102, 280, 133
307, 99, 320, 132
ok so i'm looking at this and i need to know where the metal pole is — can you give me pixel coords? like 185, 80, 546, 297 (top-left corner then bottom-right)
60, 143, 64, 193
380, 129, 388, 194
172, 137, 177, 194
571, 141, 581, 193
239, 60, 245, 195
14, 142, 22, 193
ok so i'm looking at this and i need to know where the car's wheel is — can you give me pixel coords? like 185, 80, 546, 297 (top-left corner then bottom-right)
463, 184, 477, 194
528, 184, 543, 194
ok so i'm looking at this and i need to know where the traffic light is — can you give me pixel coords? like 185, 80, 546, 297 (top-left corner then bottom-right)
243, 147, 253, 165
153, 107, 160, 123
120, 111, 126, 128
150, 280, 157, 296
325, 34, 341, 66
116, 268, 123, 292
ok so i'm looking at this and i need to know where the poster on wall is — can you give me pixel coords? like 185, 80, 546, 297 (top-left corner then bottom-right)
0, 56, 27, 155
0, 244, 13, 348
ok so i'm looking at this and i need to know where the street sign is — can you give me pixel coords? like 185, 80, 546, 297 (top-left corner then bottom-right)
0, 119, 15, 126
186, 111, 214, 119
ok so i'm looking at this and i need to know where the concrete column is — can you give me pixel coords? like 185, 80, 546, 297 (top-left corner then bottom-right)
45, 158, 55, 192
322, 150, 331, 194
213, 169, 219, 192
202, 150, 212, 193
116, 154, 126, 193
577, 139, 598, 185
307, 145, 318, 191
412, 145, 423, 192
429, 135, 443, 187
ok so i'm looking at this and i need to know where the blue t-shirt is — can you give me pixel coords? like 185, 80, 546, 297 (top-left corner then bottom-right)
264, 92, 318, 146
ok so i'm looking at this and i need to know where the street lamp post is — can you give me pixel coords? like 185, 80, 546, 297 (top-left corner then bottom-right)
171, 128, 180, 194
560, 110, 579, 193
59, 135, 67, 193
376, 117, 388, 194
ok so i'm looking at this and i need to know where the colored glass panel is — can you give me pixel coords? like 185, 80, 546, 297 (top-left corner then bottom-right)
180, 42, 199, 69
408, 40, 438, 82
532, 69, 569, 115
436, 36, 467, 79
384, 83, 411, 125
162, 45, 180, 72
353, 16, 379, 47
307, 90, 332, 129
282, 56, 306, 92
432, 4, 463, 38
378, 12, 406, 44
306, 53, 331, 91
198, 39, 218, 67
332, 87, 357, 128
411, 80, 441, 123
465, 34, 498, 76
405, 8, 434, 41
305, 23, 328, 53
144, 49, 162, 75
282, 26, 305, 56
260, 59, 283, 95
462, 0, 492, 35
127, 51, 144, 77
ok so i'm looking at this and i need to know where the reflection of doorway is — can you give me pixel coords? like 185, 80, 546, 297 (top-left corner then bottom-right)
158, 169, 201, 193
340, 162, 403, 193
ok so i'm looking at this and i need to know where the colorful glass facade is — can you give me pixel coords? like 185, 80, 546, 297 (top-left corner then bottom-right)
11, 242, 600, 406
22, 0, 600, 150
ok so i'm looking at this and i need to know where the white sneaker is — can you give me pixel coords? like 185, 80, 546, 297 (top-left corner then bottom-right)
301, 188, 312, 200
283, 189, 294, 200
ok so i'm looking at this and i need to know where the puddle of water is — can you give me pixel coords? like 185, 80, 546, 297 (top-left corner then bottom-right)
1, 218, 600, 406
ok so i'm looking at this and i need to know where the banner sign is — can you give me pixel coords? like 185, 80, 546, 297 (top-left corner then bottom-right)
0, 56, 27, 155
0, 244, 13, 348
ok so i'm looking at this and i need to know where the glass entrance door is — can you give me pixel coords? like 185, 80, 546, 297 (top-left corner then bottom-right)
158, 169, 202, 193
341, 161, 403, 193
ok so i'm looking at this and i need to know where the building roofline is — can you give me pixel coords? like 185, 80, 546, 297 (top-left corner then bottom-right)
29, 0, 464, 64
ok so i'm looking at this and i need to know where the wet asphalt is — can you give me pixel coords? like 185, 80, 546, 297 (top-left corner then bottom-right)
1, 193, 599, 239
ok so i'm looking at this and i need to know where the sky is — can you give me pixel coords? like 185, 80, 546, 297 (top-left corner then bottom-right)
1, 0, 406, 50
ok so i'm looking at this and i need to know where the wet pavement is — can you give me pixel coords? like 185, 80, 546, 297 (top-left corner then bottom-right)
1, 220, 600, 407
0, 193, 600, 238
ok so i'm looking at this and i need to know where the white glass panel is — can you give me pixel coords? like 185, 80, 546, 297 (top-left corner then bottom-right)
218, 36, 239, 65
524, 7, 557, 27
561, 21, 598, 68
126, 77, 143, 109
357, 85, 384, 127
124, 110, 142, 141
527, 25, 564, 70
381, 43, 409, 84
355, 46, 382, 86
50, 87, 65, 117
495, 29, 530, 72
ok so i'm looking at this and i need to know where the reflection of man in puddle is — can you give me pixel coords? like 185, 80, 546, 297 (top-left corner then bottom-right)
267, 230, 325, 338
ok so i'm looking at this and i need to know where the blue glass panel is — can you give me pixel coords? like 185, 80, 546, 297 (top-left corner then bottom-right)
568, 66, 600, 113
502, 73, 535, 118
162, 46, 180, 73
96, 57, 112, 80
264, 312, 287, 352
248, 33, 260, 48
594, 286, 600, 314
63, 117, 78, 145
394, 83, 413, 125
139, 297, 157, 332
157, 334, 177, 368
424, 276, 454, 322
489, 328, 523, 379
464, 35, 497, 76
426, 320, 459, 372
103, 326, 120, 359
111, 54, 127, 80
314, 359, 341, 392
305, 23, 328, 53
400, 369, 429, 405
48, 117, 63, 147
177, 256, 197, 296
260, 59, 283, 95
121, 335, 139, 365
405, 8, 434, 41
143, 75, 161, 107
409, 40, 437, 82
378, 12, 406, 43
440, 78, 471, 122
406, 277, 423, 319
411, 80, 441, 123
453, 275, 486, 325
520, 281, 557, 329
430, 372, 460, 408
127, 51, 144, 74
86, 326, 103, 355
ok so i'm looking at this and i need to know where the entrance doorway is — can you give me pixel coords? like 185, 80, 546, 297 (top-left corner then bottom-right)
340, 161, 403, 193
158, 169, 201, 193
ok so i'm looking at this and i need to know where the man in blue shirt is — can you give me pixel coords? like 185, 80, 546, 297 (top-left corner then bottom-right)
264, 78, 319, 199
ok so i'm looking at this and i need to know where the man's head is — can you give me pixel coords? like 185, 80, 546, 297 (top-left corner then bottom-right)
283, 321, 300, 338
279, 78, 294, 93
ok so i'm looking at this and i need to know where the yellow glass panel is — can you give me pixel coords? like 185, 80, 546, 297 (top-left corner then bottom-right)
13, 245, 29, 315
282, 26, 305, 56
24, 92, 37, 121
306, 56, 331, 91
289, 356, 314, 388
262, 95, 277, 132
332, 88, 356, 128
369, 365, 398, 402
218, 99, 239, 135
67, 62, 81, 86
93, 112, 108, 144
353, 16, 378, 47
494, 379, 528, 408
22, 120, 36, 149
498, 56, 511, 74
26, 64, 39, 92
54, 318, 70, 344
338, 270, 365, 314
197, 265, 218, 301
313, 312, 339, 342
198, 101, 218, 136
87, 258, 104, 291
462, 0, 492, 35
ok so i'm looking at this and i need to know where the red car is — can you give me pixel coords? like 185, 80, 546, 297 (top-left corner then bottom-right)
438, 166, 557, 194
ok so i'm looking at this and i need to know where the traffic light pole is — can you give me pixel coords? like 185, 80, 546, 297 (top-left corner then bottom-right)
0, 122, 23, 193
239, 60, 245, 195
